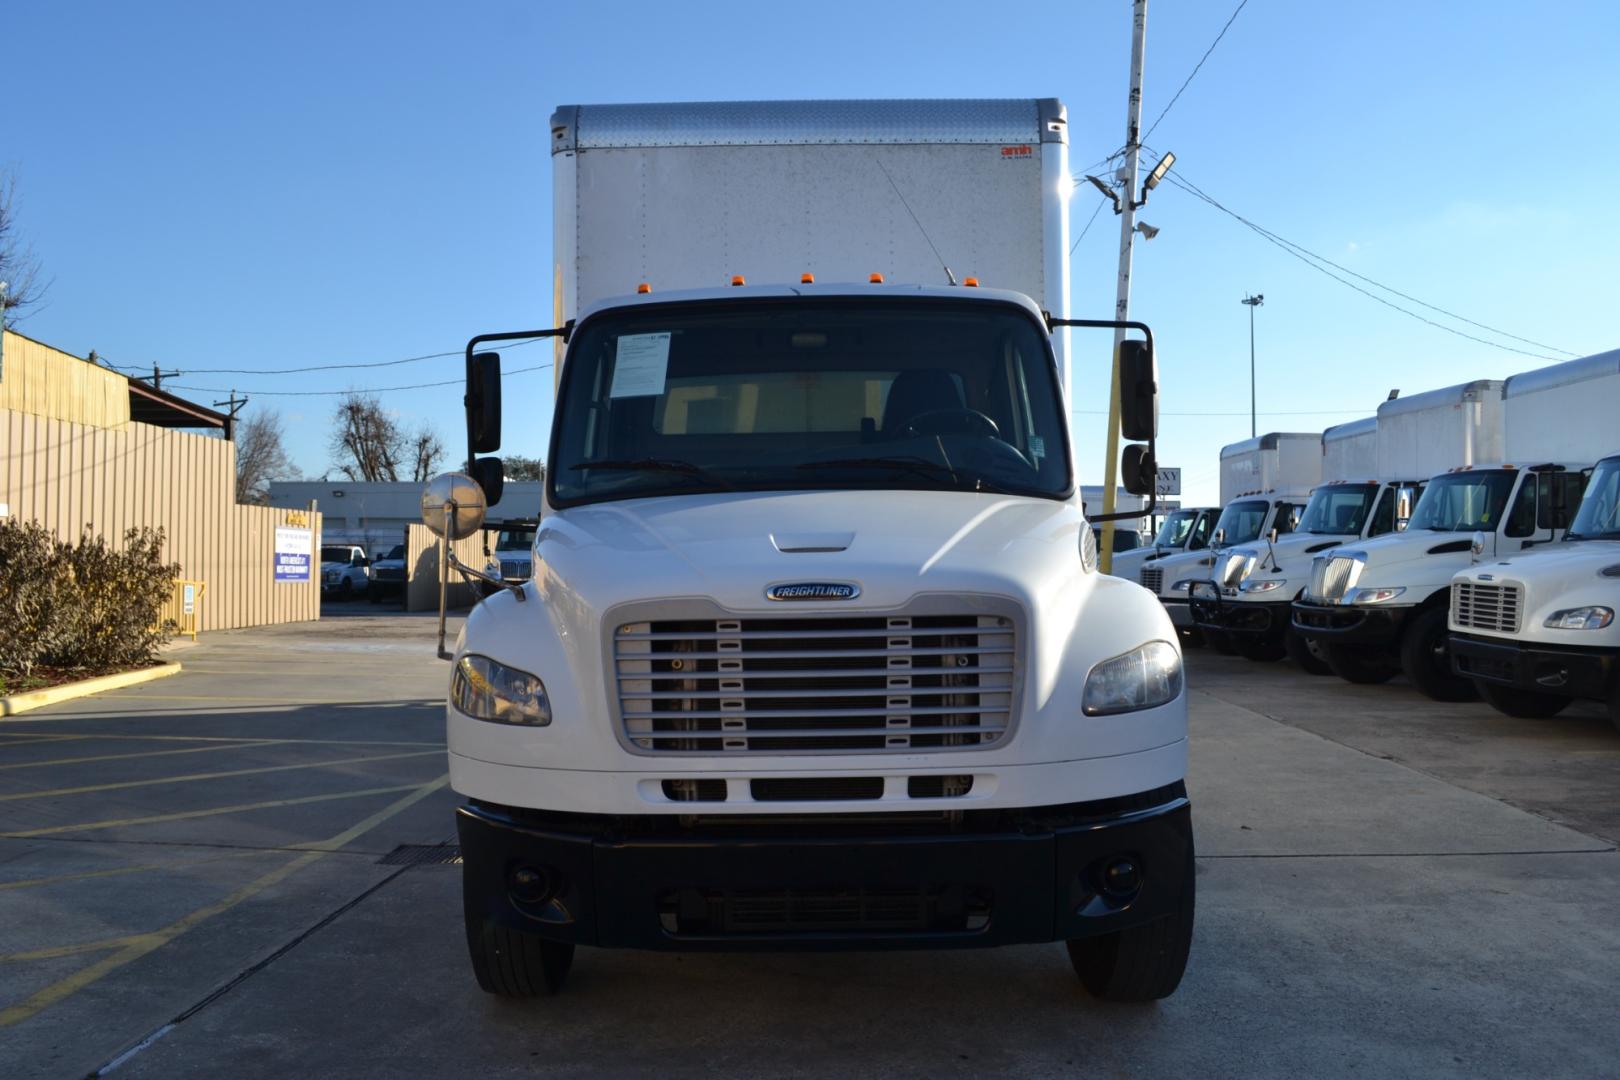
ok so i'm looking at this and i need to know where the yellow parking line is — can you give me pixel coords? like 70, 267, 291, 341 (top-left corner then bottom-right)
0, 750, 443, 803
0, 850, 274, 893
91, 693, 395, 704
0, 782, 432, 838
0, 774, 449, 1027
0, 741, 283, 772
0, 732, 441, 748
0, 938, 140, 965
0, 736, 90, 749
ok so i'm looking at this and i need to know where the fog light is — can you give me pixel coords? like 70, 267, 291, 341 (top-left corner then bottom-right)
1101, 857, 1142, 898
510, 865, 557, 905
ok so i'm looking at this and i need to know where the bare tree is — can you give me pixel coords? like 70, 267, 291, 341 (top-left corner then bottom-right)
235, 408, 297, 504
0, 171, 48, 328
330, 393, 403, 481
410, 425, 445, 482
504, 455, 545, 482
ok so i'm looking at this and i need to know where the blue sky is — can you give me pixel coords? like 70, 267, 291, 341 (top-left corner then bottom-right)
7, 0, 1618, 506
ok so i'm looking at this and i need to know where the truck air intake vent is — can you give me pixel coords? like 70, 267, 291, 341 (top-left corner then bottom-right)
662, 779, 728, 802
1451, 581, 1523, 635
1139, 567, 1164, 593
907, 775, 974, 798
1426, 540, 1474, 555
750, 777, 884, 801
612, 605, 1020, 755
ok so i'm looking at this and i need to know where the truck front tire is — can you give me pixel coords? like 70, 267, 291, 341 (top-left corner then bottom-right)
465, 916, 575, 996
1066, 845, 1195, 1003
1475, 681, 1571, 719
1284, 628, 1333, 675
1324, 643, 1398, 684
1400, 607, 1478, 702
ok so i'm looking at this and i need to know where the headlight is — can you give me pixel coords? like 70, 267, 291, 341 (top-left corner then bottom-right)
1544, 606, 1613, 630
1239, 578, 1285, 594
452, 654, 551, 726
1083, 640, 1183, 716
1171, 579, 1197, 593
1351, 587, 1405, 605
1080, 526, 1099, 573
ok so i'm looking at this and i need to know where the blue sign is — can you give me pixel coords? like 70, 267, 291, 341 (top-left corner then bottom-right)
274, 526, 312, 583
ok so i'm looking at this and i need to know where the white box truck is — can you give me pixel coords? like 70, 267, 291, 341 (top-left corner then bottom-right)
1188, 415, 1426, 669
1448, 349, 1620, 725
1107, 505, 1220, 589
421, 100, 1193, 1001
1294, 371, 1593, 699
1142, 433, 1320, 651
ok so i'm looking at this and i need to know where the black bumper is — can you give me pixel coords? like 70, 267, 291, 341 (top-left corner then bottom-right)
1291, 599, 1412, 646
1189, 585, 1290, 640
1450, 633, 1617, 701
457, 784, 1193, 952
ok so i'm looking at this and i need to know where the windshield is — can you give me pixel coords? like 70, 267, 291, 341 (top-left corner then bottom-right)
383, 545, 405, 560
1568, 459, 1620, 540
1298, 484, 1379, 535
496, 527, 535, 551
549, 299, 1073, 507
1153, 510, 1199, 548
1407, 470, 1517, 532
320, 546, 353, 563
1211, 499, 1271, 546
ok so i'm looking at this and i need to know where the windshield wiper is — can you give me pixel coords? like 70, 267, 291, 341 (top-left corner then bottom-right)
569, 458, 732, 488
797, 456, 959, 482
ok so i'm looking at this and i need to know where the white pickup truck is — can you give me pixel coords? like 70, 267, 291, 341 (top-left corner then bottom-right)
421, 99, 1193, 1002
319, 544, 370, 598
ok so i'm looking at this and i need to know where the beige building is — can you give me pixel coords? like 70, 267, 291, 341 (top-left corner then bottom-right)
0, 328, 321, 631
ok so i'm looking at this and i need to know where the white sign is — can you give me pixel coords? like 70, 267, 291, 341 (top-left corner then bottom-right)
274, 526, 313, 583
1155, 467, 1181, 497
609, 332, 672, 398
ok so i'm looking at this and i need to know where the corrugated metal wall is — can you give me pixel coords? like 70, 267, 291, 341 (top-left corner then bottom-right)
0, 330, 130, 427
0, 407, 321, 631
404, 523, 496, 613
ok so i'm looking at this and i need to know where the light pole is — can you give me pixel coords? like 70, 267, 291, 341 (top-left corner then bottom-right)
1241, 293, 1264, 437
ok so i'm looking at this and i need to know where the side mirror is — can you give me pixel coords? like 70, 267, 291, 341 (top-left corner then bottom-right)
420, 472, 489, 540
1120, 443, 1156, 496
467, 352, 502, 454
470, 456, 505, 508
1118, 338, 1158, 442
1269, 527, 1279, 544
1214, 527, 1225, 546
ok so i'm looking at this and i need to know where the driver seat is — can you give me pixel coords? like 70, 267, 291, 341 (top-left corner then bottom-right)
880, 370, 964, 438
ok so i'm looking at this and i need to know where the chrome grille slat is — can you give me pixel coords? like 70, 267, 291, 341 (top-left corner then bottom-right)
1451, 582, 1522, 634
613, 609, 1017, 755
1140, 566, 1164, 593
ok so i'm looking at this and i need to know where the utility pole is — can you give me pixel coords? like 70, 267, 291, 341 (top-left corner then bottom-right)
1098, 0, 1149, 573
1242, 293, 1264, 438
150, 364, 181, 390
213, 389, 249, 441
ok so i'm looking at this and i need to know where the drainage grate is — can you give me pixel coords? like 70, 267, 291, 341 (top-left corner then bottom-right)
377, 843, 462, 866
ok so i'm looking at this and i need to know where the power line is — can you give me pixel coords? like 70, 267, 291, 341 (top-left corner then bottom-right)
1069, 195, 1110, 254
1149, 156, 1578, 360
170, 361, 555, 398
1073, 407, 1369, 417
100, 336, 551, 378
1142, 0, 1250, 142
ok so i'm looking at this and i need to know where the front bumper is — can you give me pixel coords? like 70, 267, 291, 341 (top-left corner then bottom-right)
457, 783, 1193, 951
1291, 599, 1412, 646
1161, 597, 1194, 628
1450, 633, 1616, 701
1189, 584, 1290, 641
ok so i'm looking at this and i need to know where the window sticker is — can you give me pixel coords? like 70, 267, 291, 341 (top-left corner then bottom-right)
1028, 434, 1046, 460
609, 332, 672, 398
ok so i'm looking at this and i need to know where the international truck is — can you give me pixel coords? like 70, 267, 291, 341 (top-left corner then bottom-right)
1187, 417, 1424, 670
1447, 350, 1620, 726
1107, 504, 1219, 589
419, 100, 1192, 1002
1293, 369, 1595, 700
1140, 433, 1319, 650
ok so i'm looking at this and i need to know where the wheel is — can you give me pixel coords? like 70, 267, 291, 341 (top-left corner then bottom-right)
1399, 607, 1478, 702
1284, 628, 1334, 676
1324, 643, 1398, 684
1205, 629, 1239, 656
1236, 635, 1287, 663
465, 914, 575, 996
1475, 680, 1572, 719
1067, 843, 1195, 1002
337, 578, 353, 600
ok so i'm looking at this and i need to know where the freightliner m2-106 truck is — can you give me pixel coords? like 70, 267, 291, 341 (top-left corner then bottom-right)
1447, 350, 1620, 725
1188, 417, 1424, 671
419, 100, 1192, 1001
1142, 432, 1319, 651
1293, 369, 1596, 700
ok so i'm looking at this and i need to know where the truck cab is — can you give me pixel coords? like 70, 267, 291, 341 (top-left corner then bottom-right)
1292, 462, 1587, 698
1449, 452, 1620, 728
425, 97, 1193, 1004
1108, 506, 1218, 585
1189, 477, 1422, 668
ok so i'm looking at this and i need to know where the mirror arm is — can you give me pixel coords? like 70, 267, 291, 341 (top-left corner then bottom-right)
447, 551, 526, 602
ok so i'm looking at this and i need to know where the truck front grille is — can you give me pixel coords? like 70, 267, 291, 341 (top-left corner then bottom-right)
499, 559, 528, 578
1309, 555, 1359, 601
612, 609, 1017, 755
1452, 581, 1522, 634
1139, 566, 1164, 593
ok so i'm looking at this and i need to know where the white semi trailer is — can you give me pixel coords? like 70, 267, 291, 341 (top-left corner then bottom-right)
421, 100, 1193, 1001
1143, 433, 1320, 650
1294, 372, 1593, 699
1447, 349, 1620, 725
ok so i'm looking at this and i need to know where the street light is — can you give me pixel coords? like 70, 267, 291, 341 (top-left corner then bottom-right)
1241, 294, 1264, 438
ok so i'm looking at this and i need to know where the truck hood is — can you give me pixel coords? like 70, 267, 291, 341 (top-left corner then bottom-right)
1139, 547, 1219, 597
533, 489, 1084, 614
1454, 541, 1620, 628
1210, 532, 1353, 595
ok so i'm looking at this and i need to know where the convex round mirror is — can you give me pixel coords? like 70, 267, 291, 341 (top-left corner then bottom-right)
421, 472, 488, 540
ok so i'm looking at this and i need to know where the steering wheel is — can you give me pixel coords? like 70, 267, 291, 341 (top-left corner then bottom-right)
902, 409, 1001, 439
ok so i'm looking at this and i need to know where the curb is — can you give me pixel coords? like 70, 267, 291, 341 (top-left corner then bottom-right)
0, 663, 184, 718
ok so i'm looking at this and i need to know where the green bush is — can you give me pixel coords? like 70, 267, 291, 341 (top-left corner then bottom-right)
0, 521, 180, 680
